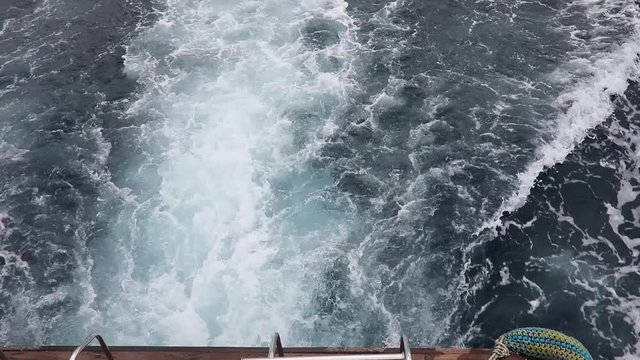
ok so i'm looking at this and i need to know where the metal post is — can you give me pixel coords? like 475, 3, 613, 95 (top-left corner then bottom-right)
400, 335, 412, 360
69, 334, 114, 360
269, 332, 284, 358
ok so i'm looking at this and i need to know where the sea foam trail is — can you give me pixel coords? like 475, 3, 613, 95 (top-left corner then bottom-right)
0, 0, 152, 345
94, 0, 360, 345
603, 92, 640, 360
478, 5, 640, 234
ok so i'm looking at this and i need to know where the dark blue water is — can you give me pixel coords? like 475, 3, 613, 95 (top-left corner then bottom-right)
0, 1, 638, 359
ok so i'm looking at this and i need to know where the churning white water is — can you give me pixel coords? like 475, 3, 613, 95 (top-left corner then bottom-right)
90, 0, 362, 345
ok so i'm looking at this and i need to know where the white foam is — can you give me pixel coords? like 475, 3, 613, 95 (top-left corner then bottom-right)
616, 293, 640, 360
0, 250, 30, 274
603, 94, 640, 359
96, 0, 360, 346
478, 13, 640, 234
521, 276, 546, 314
499, 266, 510, 285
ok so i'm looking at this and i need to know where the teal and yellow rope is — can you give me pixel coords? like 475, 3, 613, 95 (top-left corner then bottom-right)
489, 327, 593, 360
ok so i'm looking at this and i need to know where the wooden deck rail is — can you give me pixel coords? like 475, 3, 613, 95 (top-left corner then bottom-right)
0, 347, 524, 360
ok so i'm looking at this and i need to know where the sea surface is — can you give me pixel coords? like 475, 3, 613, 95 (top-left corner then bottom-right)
0, 1, 639, 359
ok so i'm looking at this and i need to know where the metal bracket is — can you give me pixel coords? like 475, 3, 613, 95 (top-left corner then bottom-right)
399, 336, 411, 360
254, 332, 412, 360
269, 332, 285, 358
69, 334, 114, 360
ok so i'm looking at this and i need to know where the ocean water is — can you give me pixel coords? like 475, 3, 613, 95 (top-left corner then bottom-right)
0, 0, 639, 359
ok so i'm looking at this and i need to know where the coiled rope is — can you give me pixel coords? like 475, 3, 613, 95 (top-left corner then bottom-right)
488, 327, 593, 360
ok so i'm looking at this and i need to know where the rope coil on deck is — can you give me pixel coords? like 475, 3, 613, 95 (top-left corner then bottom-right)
488, 328, 593, 360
